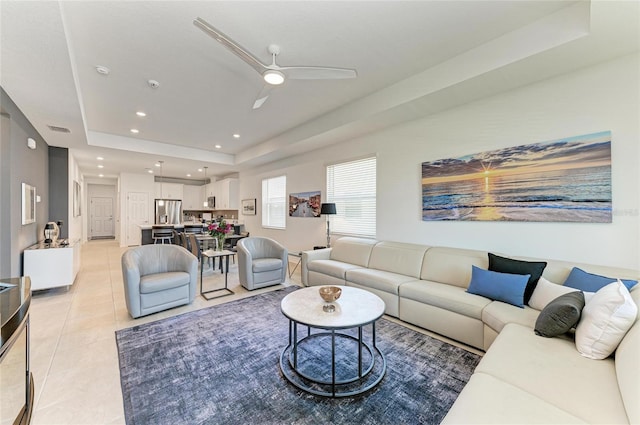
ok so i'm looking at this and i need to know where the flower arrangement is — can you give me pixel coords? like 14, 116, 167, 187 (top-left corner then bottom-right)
208, 219, 233, 250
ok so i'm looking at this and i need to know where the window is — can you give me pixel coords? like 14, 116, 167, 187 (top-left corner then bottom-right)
262, 175, 286, 229
326, 156, 376, 238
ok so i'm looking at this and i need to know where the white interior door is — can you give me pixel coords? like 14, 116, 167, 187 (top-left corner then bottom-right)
127, 192, 149, 246
90, 197, 114, 239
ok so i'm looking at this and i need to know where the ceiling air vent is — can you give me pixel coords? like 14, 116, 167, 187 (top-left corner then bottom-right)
47, 125, 71, 133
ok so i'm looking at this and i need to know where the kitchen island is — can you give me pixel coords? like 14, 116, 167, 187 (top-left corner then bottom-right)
138, 223, 208, 245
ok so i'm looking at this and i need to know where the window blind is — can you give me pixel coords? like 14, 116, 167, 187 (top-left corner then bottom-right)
262, 175, 286, 229
326, 157, 376, 238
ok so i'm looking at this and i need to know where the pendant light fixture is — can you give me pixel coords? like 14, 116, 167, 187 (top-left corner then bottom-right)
158, 161, 165, 206
203, 166, 209, 207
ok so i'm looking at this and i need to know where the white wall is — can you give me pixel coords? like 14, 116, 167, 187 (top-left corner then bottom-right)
239, 53, 639, 270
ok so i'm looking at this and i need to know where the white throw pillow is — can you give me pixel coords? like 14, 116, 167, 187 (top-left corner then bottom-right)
575, 280, 638, 360
528, 276, 578, 310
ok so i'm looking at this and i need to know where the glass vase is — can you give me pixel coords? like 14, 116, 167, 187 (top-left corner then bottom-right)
215, 234, 225, 251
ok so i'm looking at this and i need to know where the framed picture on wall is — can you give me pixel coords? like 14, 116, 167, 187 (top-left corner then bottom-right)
21, 182, 36, 225
73, 180, 82, 217
242, 198, 256, 215
288, 191, 321, 217
421, 131, 612, 223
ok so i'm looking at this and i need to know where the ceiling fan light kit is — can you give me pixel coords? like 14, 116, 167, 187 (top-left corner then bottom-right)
193, 17, 356, 109
263, 70, 285, 85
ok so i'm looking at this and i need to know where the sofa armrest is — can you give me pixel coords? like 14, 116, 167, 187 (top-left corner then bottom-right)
121, 252, 142, 317
301, 248, 331, 286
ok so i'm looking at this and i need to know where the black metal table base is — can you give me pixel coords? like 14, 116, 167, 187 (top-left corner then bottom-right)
200, 251, 234, 300
201, 287, 234, 300
279, 321, 386, 397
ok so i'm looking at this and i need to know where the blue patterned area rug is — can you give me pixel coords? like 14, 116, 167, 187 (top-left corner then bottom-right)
115, 287, 480, 425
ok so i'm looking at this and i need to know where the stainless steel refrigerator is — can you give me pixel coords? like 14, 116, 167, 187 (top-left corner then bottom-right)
155, 199, 182, 224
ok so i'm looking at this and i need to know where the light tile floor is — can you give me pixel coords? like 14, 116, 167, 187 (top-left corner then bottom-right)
28, 240, 299, 425
28, 240, 480, 425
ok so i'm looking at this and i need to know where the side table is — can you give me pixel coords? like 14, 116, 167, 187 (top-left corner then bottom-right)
287, 251, 302, 278
279, 286, 386, 397
200, 249, 235, 300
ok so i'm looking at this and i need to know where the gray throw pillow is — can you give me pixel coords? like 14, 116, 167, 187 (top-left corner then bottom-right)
534, 291, 585, 338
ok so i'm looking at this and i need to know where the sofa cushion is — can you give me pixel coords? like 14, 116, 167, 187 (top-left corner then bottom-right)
488, 253, 547, 304
346, 268, 417, 295
252, 258, 283, 273
441, 372, 586, 425
476, 323, 629, 424
420, 246, 488, 288
529, 276, 579, 310
140, 271, 190, 294
575, 280, 637, 360
563, 267, 637, 292
329, 237, 376, 267
535, 291, 585, 338
400, 280, 491, 320
367, 241, 428, 278
307, 259, 363, 280
467, 266, 529, 308
482, 301, 539, 334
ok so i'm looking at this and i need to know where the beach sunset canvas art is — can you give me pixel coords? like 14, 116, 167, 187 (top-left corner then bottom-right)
421, 131, 612, 222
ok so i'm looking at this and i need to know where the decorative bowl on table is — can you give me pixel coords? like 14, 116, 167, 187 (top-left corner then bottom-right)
319, 286, 342, 312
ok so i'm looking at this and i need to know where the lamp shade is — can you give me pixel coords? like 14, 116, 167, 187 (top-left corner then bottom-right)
320, 203, 337, 215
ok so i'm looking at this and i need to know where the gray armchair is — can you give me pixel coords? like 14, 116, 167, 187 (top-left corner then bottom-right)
237, 237, 288, 290
121, 244, 198, 318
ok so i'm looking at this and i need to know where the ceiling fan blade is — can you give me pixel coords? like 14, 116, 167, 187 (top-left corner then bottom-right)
279, 66, 357, 80
193, 17, 267, 75
253, 85, 273, 109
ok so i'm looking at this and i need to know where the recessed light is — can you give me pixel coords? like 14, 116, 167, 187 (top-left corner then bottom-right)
95, 65, 110, 75
136, 111, 147, 117
99, 174, 104, 178
130, 129, 139, 134
186, 174, 191, 177
215, 144, 222, 149
97, 156, 104, 161
233, 134, 240, 139
97, 164, 104, 169
155, 163, 161, 167
147, 169, 153, 174
197, 168, 203, 172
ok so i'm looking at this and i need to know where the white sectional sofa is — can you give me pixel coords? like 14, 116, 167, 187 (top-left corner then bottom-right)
301, 237, 639, 424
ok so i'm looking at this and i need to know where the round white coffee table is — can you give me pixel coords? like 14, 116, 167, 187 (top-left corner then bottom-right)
279, 286, 386, 397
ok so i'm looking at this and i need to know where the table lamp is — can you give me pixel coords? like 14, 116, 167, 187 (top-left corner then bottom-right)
320, 203, 337, 248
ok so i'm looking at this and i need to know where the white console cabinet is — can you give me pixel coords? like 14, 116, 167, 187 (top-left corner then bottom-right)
23, 240, 80, 291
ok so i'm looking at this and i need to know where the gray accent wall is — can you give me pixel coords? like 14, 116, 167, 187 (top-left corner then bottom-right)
49, 146, 69, 239
0, 87, 49, 277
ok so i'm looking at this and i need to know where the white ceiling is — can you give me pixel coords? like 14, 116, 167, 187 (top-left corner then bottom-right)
1, 1, 638, 180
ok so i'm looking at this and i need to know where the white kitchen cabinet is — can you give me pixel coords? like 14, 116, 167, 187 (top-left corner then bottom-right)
183, 185, 205, 210
204, 180, 216, 199
215, 178, 239, 209
155, 182, 183, 200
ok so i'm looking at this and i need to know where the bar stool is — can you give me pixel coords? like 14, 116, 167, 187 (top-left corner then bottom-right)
152, 225, 174, 244
184, 224, 204, 235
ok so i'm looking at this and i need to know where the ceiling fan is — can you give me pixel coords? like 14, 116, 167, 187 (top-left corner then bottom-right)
193, 17, 357, 109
